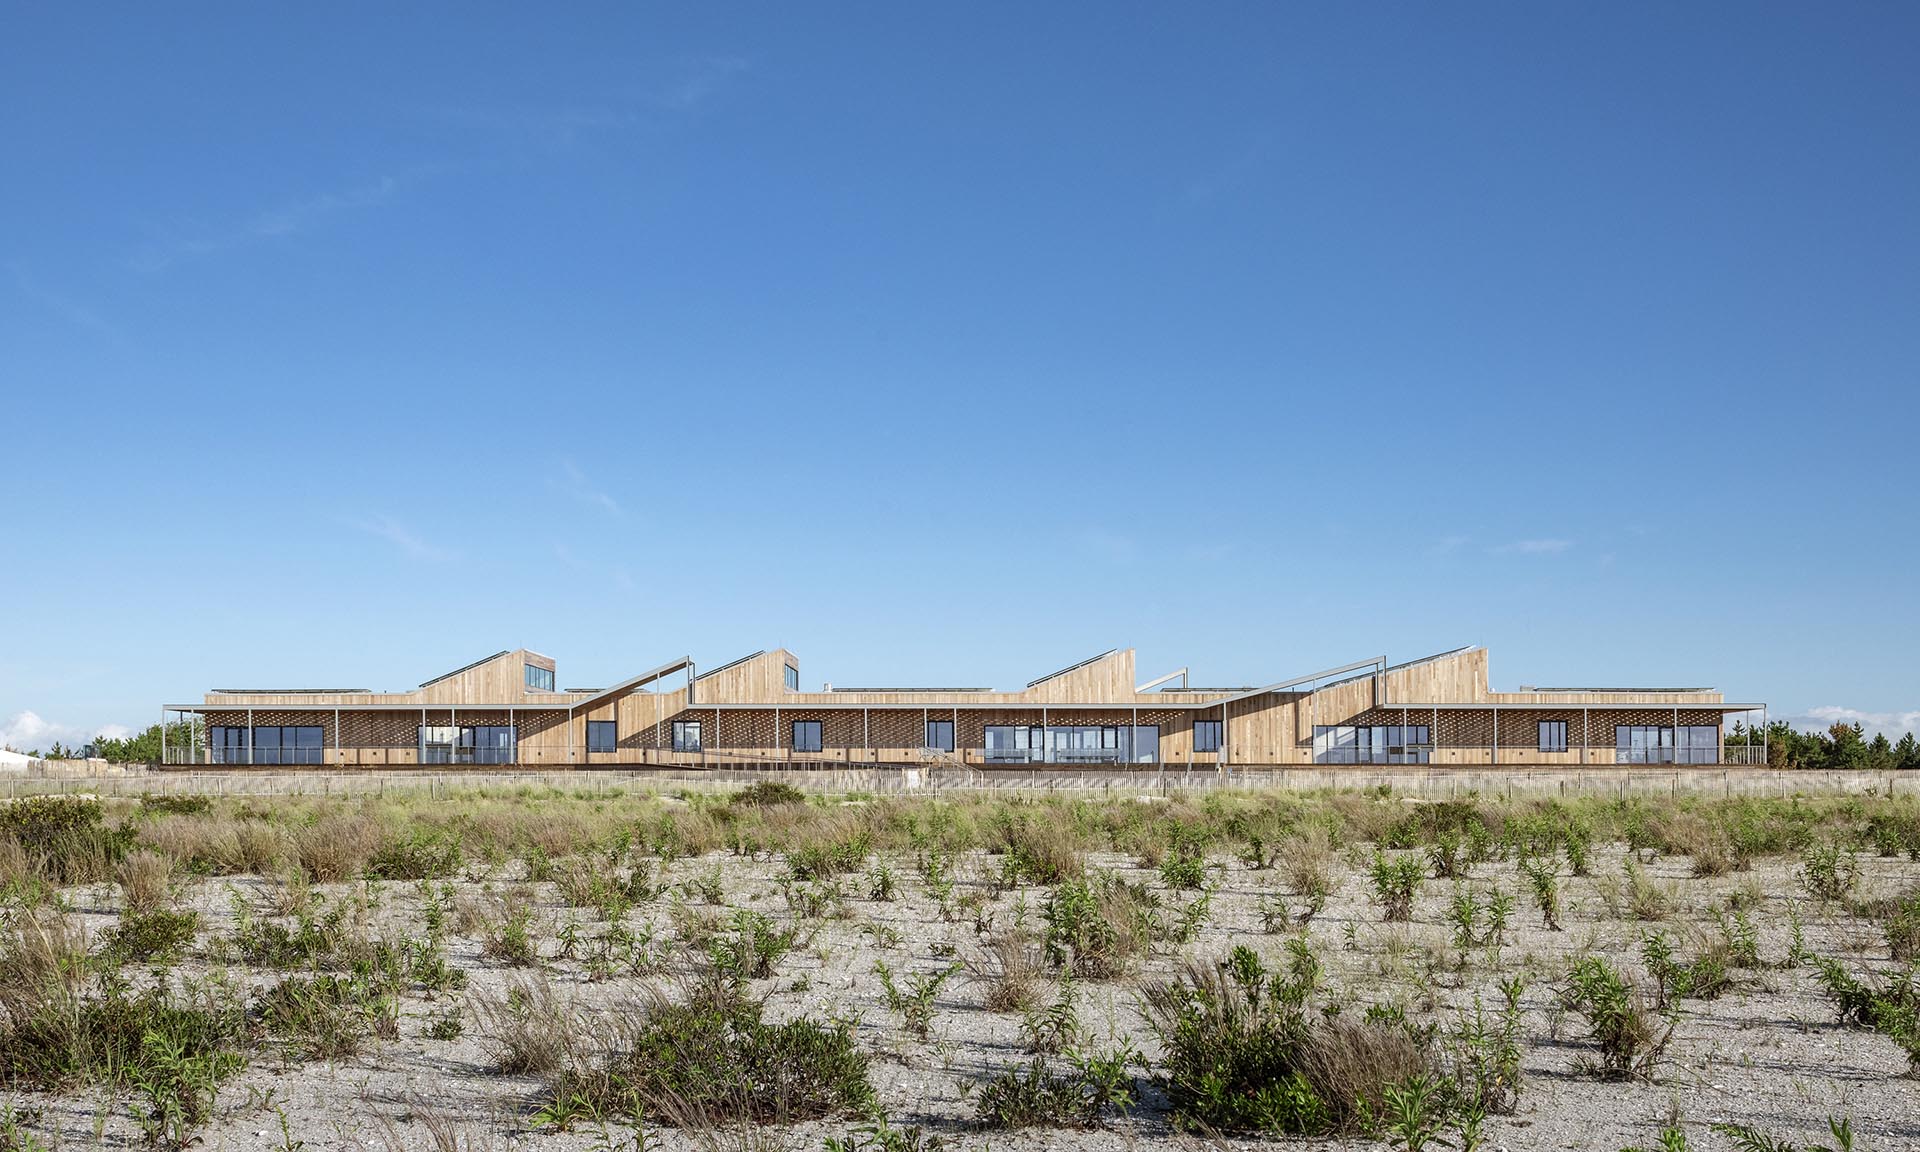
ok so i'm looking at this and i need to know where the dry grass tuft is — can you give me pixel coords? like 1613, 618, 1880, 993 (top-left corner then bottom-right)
115, 848, 173, 916
980, 931, 1047, 1013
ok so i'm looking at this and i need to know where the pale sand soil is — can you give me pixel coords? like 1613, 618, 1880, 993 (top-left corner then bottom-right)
11, 846, 1919, 1152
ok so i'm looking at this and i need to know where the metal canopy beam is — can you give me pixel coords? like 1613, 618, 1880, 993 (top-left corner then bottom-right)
1208, 655, 1388, 708
568, 656, 695, 713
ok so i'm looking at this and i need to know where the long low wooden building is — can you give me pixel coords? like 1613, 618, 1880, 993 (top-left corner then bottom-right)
161, 646, 1769, 768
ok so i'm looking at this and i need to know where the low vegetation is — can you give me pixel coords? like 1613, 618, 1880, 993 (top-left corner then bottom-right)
0, 784, 1916, 1148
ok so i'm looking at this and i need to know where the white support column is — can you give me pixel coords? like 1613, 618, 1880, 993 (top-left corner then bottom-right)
1220, 702, 1229, 771
1673, 705, 1680, 766
420, 707, 426, 765
863, 708, 870, 762
190, 712, 198, 766
247, 708, 254, 765
1582, 707, 1589, 766
568, 706, 575, 764
1491, 706, 1498, 766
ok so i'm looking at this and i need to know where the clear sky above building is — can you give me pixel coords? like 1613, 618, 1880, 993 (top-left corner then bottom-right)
3, 3, 1916, 748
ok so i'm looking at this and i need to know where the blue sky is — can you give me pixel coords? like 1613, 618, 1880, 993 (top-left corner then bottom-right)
3, 3, 1917, 749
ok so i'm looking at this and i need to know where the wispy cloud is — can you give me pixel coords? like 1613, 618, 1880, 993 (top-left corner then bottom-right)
133, 175, 405, 272
0, 710, 128, 755
655, 55, 750, 109
1490, 539, 1574, 556
346, 515, 452, 561
1787, 706, 1920, 740
9, 262, 116, 338
554, 460, 621, 516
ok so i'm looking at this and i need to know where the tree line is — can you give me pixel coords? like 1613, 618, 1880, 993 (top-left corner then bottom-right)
1726, 720, 1920, 771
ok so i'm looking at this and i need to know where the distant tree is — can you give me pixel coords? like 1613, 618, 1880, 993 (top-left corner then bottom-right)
1823, 722, 1868, 770
92, 718, 204, 765
1867, 732, 1895, 770
1897, 732, 1920, 770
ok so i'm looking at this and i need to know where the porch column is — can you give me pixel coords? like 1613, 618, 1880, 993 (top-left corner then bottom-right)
863, 707, 869, 762
1582, 707, 1589, 766
1491, 705, 1498, 766
247, 708, 254, 765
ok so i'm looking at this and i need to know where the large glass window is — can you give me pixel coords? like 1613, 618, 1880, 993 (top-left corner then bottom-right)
1193, 720, 1223, 753
784, 665, 800, 691
982, 724, 1156, 764
925, 720, 954, 752
1616, 725, 1716, 764
210, 726, 249, 764
587, 721, 617, 754
1538, 720, 1569, 753
673, 721, 703, 752
420, 724, 515, 764
525, 664, 555, 692
791, 720, 823, 753
461, 726, 515, 764
244, 725, 324, 765
1313, 725, 1430, 764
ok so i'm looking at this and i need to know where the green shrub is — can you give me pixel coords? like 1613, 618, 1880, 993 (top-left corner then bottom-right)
367, 828, 464, 880
0, 797, 130, 884
707, 910, 796, 982
1042, 872, 1156, 979
1369, 852, 1423, 922
101, 909, 200, 963
730, 780, 807, 808
1140, 950, 1433, 1135
548, 982, 874, 1126
977, 1045, 1137, 1129
1560, 956, 1670, 1080
787, 830, 872, 881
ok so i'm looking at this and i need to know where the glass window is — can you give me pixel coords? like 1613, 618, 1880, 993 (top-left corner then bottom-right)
1133, 725, 1160, 763
420, 725, 457, 765
925, 720, 954, 752
460, 725, 516, 765
210, 726, 248, 764
673, 721, 703, 752
1616, 726, 1679, 764
1193, 720, 1223, 753
792, 720, 823, 753
1313, 725, 1430, 764
587, 720, 617, 754
1539, 720, 1569, 753
984, 726, 1038, 762
784, 665, 800, 691
525, 664, 555, 692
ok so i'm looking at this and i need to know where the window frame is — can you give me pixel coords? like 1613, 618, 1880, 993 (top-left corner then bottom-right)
924, 719, 955, 752
525, 663, 556, 692
791, 719, 823, 753
586, 720, 618, 754
672, 720, 703, 753
784, 664, 800, 691
1538, 720, 1569, 754
1193, 719, 1224, 754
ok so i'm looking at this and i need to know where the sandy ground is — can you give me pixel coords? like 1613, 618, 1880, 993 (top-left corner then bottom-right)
10, 843, 1920, 1152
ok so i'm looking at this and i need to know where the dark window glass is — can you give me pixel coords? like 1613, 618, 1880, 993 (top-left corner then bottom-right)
458, 725, 516, 764
925, 720, 954, 752
1539, 721, 1569, 753
1193, 720, 1223, 753
1133, 725, 1159, 763
792, 720, 823, 753
673, 721, 703, 752
525, 664, 555, 692
784, 665, 800, 691
587, 721, 617, 754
